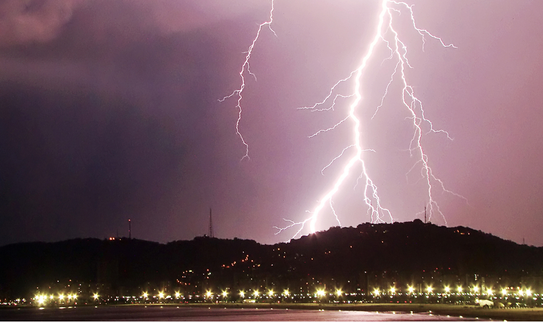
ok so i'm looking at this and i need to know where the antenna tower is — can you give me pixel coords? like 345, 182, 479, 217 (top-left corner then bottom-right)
209, 208, 214, 238
424, 206, 427, 224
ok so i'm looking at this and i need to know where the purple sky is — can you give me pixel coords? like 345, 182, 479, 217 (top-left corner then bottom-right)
1, 0, 542, 247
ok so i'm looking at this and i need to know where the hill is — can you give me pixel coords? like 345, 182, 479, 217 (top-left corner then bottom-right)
1, 220, 542, 299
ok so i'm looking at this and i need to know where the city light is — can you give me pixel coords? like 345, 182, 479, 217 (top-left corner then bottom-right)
35, 294, 46, 305
316, 289, 326, 297
18, 281, 543, 308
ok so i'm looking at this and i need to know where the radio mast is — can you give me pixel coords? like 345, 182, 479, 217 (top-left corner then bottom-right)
209, 208, 214, 238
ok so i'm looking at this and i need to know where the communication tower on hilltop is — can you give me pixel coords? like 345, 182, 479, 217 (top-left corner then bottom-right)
424, 206, 427, 224
209, 208, 214, 238
128, 219, 132, 239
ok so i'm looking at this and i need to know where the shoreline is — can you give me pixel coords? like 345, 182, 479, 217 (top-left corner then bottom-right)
4, 302, 543, 321
156, 302, 543, 321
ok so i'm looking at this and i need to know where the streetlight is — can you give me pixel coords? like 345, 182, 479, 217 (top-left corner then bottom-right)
444, 286, 451, 293
239, 290, 245, 298
336, 289, 343, 297
373, 288, 380, 297
175, 292, 181, 299
93, 293, 100, 301
222, 290, 228, 298
268, 289, 274, 298
283, 289, 290, 297
35, 295, 43, 305
407, 285, 415, 294
316, 289, 326, 297
525, 289, 533, 307
426, 286, 433, 294
390, 287, 396, 295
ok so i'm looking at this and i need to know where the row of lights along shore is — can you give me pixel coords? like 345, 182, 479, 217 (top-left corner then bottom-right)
31, 286, 538, 306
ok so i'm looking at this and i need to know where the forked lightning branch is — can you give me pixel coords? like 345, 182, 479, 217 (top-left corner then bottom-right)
221, 0, 467, 240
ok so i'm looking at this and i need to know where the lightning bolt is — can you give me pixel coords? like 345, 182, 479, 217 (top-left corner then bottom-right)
219, 0, 276, 161
273, 0, 467, 240
225, 0, 467, 240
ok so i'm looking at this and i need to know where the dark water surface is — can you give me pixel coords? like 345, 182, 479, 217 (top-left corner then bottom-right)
0, 305, 481, 321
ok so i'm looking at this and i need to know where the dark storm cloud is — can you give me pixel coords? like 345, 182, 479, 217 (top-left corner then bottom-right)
0, 0, 81, 45
0, 0, 266, 46
0, 0, 269, 245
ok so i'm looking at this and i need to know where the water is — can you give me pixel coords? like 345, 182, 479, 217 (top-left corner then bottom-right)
0, 305, 481, 321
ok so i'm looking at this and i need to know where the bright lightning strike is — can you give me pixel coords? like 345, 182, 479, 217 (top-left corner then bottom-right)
226, 0, 467, 240
273, 0, 467, 239
219, 1, 276, 161
273, 2, 395, 236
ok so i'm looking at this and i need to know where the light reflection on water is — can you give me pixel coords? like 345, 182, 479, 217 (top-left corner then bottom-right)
1, 306, 483, 321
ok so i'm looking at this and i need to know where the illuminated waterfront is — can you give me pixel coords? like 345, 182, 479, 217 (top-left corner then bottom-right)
4, 287, 543, 321
21, 285, 541, 308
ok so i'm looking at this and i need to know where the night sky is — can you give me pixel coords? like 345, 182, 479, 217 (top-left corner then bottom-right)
1, 0, 542, 247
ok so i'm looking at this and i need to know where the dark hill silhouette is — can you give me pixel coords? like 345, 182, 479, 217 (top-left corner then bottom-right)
1, 221, 541, 299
